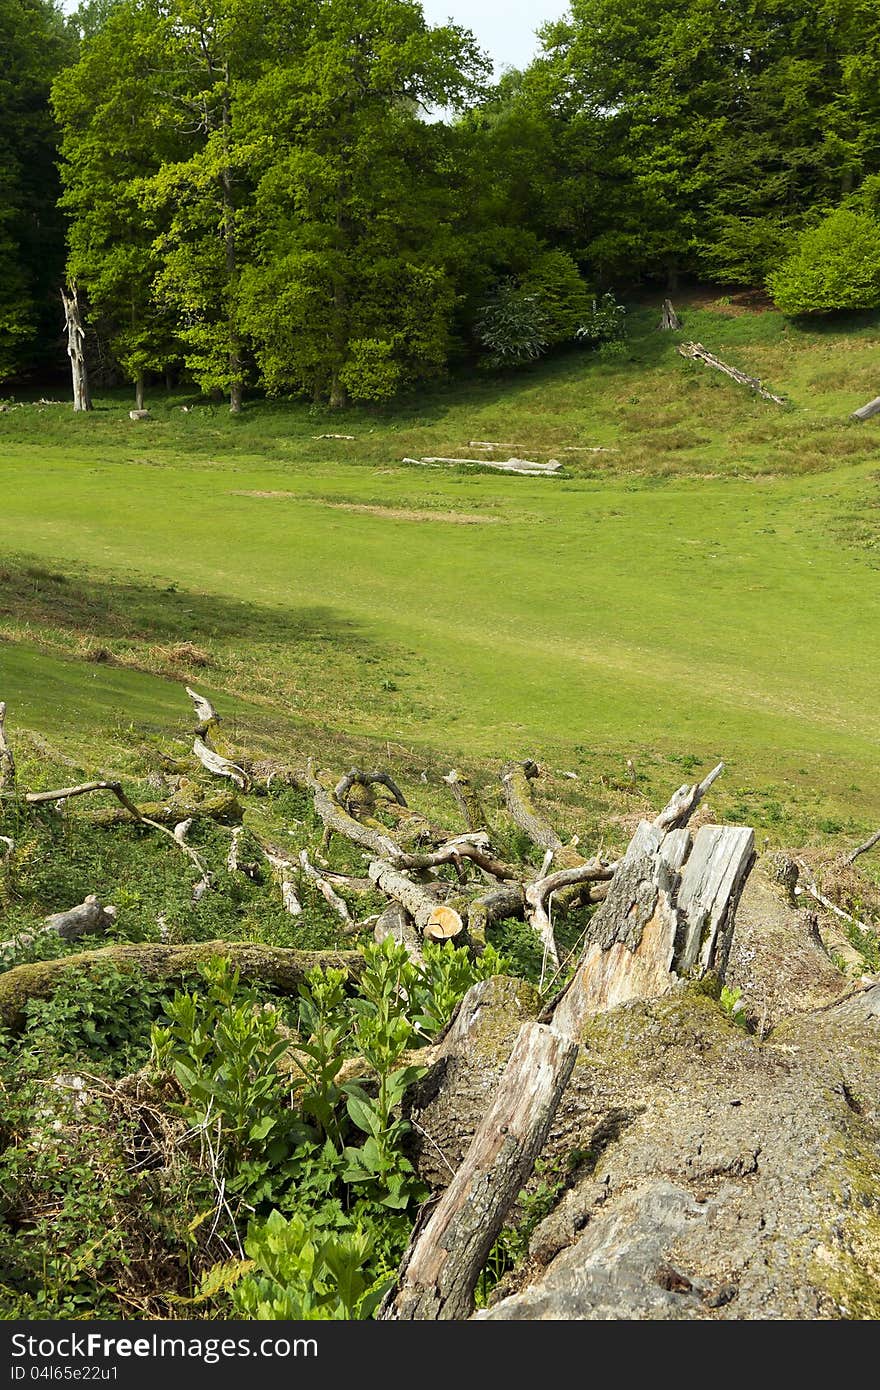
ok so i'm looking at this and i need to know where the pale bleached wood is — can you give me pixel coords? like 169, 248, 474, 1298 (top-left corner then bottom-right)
298, 850, 351, 923
374, 902, 424, 964
402, 456, 561, 477
368, 859, 459, 936
850, 396, 880, 422
677, 342, 786, 405
381, 1022, 578, 1320
0, 702, 15, 791
185, 685, 220, 732
193, 736, 250, 791
60, 285, 92, 412
659, 298, 681, 330
0, 895, 118, 960
676, 824, 756, 974
552, 821, 755, 1037
842, 827, 880, 866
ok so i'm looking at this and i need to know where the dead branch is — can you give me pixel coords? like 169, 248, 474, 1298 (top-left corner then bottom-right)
524, 859, 617, 970
841, 828, 880, 867
794, 859, 874, 937
193, 736, 250, 791
185, 685, 220, 734
0, 895, 118, 960
298, 850, 352, 923
850, 396, 880, 422
677, 342, 786, 405
501, 761, 562, 852
652, 760, 723, 831
442, 769, 487, 832
334, 768, 407, 808
380, 1022, 578, 1320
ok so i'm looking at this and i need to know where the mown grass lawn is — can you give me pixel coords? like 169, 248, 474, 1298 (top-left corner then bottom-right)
2, 299, 879, 842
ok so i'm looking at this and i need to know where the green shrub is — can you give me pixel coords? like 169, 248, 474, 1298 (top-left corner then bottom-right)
767, 209, 880, 314
521, 250, 593, 346
576, 292, 627, 346
231, 1208, 387, 1319
475, 280, 549, 367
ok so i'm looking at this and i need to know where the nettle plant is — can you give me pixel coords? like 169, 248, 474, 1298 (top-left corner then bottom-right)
150, 939, 507, 1316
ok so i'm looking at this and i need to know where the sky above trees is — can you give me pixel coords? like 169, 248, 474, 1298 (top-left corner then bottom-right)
420, 0, 567, 73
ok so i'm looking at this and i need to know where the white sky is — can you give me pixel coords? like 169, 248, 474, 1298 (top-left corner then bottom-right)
420, 1, 570, 74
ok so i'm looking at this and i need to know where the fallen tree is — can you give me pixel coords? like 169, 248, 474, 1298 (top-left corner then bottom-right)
0, 940, 363, 1029
677, 341, 786, 405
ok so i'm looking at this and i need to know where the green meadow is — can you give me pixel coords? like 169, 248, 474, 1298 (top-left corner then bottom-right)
2, 302, 879, 840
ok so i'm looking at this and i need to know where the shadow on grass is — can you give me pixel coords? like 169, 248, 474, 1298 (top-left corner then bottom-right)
0, 554, 368, 652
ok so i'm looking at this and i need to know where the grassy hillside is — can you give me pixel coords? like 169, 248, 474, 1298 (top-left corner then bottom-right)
2, 298, 879, 843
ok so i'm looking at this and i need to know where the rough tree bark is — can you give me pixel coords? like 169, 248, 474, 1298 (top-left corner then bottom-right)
60, 285, 92, 412
658, 299, 681, 331
381, 1022, 578, 1320
0, 702, 15, 791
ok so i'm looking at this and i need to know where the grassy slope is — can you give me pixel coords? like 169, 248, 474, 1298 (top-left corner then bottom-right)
1, 299, 879, 842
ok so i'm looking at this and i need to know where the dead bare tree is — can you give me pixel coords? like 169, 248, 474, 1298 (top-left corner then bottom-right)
61, 285, 92, 412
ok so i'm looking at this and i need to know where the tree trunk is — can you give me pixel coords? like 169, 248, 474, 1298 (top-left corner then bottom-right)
329, 370, 348, 410
659, 298, 681, 331
134, 370, 145, 412
60, 285, 92, 412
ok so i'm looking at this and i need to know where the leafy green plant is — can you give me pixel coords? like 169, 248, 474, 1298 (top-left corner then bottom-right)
230, 1208, 387, 1319
719, 984, 751, 1031
475, 280, 549, 367
576, 292, 627, 346
768, 209, 880, 314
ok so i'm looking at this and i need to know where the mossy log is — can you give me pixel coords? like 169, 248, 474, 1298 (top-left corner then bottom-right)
80, 789, 241, 828
442, 770, 487, 833
0, 941, 363, 1030
501, 761, 562, 852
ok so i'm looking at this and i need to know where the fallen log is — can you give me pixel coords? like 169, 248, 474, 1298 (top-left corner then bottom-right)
465, 882, 526, 949
308, 769, 402, 861
0, 702, 15, 791
368, 859, 463, 938
402, 456, 562, 477
442, 770, 487, 833
0, 941, 363, 1030
677, 342, 786, 405
374, 902, 424, 964
380, 1022, 578, 1320
82, 789, 240, 828
850, 395, 880, 422
501, 761, 562, 853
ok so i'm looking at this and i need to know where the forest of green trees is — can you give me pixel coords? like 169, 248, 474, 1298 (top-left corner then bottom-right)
4, 0, 880, 409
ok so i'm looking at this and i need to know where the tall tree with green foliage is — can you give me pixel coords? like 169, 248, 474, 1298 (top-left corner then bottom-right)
0, 0, 73, 380
53, 0, 184, 406
237, 0, 487, 407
